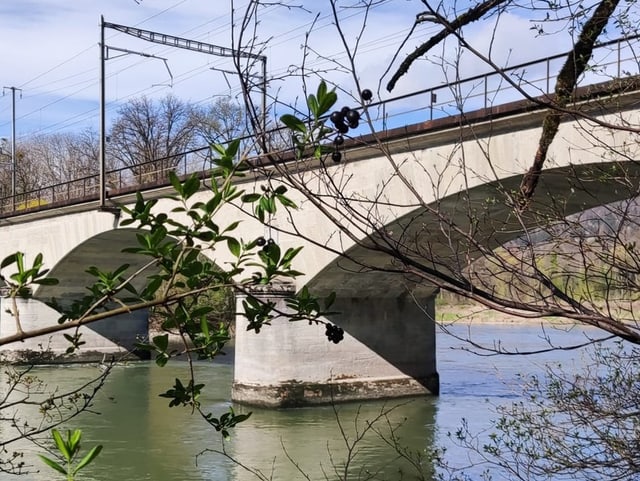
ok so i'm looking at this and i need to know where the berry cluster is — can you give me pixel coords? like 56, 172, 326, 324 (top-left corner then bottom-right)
325, 323, 344, 344
255, 236, 275, 252
330, 106, 361, 133
329, 89, 373, 163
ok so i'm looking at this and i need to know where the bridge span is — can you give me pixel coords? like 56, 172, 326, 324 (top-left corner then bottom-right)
2, 76, 640, 406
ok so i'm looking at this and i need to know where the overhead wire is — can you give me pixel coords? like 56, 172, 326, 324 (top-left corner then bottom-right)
4, 0, 426, 138
2, 0, 251, 133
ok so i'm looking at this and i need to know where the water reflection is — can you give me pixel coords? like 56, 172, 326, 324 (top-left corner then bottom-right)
81, 363, 236, 481
223, 398, 437, 480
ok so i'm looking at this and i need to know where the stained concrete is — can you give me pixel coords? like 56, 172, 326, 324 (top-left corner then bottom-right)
232, 283, 438, 407
0, 296, 148, 363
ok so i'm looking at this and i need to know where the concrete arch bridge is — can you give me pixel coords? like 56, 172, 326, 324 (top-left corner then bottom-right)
1, 80, 640, 406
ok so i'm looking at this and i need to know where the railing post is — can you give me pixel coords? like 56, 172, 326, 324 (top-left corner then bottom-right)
430, 91, 436, 121
618, 39, 621, 78
382, 103, 387, 131
546, 58, 550, 95
484, 75, 488, 110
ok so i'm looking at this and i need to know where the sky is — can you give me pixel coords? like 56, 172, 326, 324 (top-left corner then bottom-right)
0, 0, 576, 144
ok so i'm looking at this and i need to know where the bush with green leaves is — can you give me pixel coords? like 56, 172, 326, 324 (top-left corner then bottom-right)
38, 429, 102, 481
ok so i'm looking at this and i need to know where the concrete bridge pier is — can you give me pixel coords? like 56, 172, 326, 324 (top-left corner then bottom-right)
0, 296, 149, 363
232, 283, 439, 407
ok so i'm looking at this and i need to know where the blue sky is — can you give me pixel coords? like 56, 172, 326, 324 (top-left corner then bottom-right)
0, 1, 258, 139
0, 1, 571, 143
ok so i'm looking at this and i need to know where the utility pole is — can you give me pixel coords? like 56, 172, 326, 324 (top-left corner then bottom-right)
3, 86, 21, 211
99, 16, 106, 209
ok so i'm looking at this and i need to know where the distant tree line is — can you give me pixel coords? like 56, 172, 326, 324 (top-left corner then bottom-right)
0, 95, 247, 199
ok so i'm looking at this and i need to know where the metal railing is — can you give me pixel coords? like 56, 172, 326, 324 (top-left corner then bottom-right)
1, 34, 639, 219
364, 35, 640, 133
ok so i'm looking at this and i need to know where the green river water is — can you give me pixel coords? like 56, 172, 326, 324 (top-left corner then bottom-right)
0, 323, 596, 480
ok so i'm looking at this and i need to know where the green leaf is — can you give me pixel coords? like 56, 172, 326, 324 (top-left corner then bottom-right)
38, 455, 67, 475
73, 445, 103, 474
234, 412, 252, 423
155, 354, 169, 367
195, 231, 215, 242
183, 175, 201, 199
317, 90, 337, 117
192, 306, 214, 318
317, 80, 327, 98
111, 264, 130, 280
69, 429, 82, 452
169, 171, 183, 195
32, 277, 59, 286
33, 252, 44, 268
51, 429, 71, 462
277, 195, 297, 209
206, 192, 223, 213
15, 252, 25, 275
307, 93, 319, 117
324, 291, 336, 309
200, 317, 210, 340
281, 246, 303, 264
153, 334, 169, 352
226, 139, 241, 158
241, 193, 261, 203
280, 114, 307, 133
227, 238, 241, 258
1, 253, 18, 270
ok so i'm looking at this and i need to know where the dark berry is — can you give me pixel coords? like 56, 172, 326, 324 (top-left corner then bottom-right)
345, 109, 360, 123
361, 89, 373, 101
337, 123, 349, 134
333, 134, 344, 146
340, 106, 350, 115
330, 111, 343, 125
348, 119, 359, 129
325, 323, 344, 343
256, 236, 266, 246
332, 151, 342, 163
262, 239, 275, 252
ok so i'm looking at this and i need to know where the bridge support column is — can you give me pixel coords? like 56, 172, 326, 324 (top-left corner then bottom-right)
0, 296, 149, 363
232, 284, 439, 407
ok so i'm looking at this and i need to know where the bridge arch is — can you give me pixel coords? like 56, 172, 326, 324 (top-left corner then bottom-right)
2, 83, 640, 404
36, 228, 153, 303
305, 161, 640, 298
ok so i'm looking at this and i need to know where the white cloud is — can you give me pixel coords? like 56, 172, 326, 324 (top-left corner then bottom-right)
0, 1, 584, 140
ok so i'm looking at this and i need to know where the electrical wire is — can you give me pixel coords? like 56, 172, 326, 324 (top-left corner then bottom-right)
3, 1, 428, 137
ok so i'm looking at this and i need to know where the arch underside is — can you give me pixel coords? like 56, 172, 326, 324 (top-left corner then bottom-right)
306, 161, 640, 299
34, 228, 155, 304
33, 161, 640, 304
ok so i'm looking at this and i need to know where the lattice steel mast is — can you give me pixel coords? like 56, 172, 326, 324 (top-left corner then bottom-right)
99, 16, 267, 208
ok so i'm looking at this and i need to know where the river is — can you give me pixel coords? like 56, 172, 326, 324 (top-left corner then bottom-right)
0, 322, 602, 480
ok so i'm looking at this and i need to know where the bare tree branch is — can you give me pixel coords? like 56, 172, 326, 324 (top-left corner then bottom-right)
385, 0, 511, 92
519, 0, 621, 208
